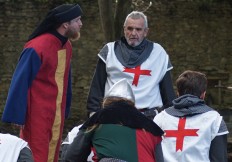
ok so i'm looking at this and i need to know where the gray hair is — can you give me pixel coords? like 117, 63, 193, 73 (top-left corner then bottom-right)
123, 11, 148, 28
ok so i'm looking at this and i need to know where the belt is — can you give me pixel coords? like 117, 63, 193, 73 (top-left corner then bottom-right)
139, 107, 164, 120
139, 107, 163, 112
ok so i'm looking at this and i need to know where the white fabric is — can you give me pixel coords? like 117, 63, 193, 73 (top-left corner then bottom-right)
62, 124, 82, 145
153, 111, 229, 162
0, 133, 28, 162
105, 78, 135, 102
99, 42, 170, 109
62, 124, 94, 162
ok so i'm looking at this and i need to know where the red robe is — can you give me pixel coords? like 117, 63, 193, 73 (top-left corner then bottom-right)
2, 33, 72, 162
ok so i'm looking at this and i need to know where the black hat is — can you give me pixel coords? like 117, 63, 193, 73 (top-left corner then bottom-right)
28, 4, 82, 41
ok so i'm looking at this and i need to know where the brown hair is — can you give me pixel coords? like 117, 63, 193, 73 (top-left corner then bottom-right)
85, 97, 135, 133
102, 97, 135, 108
176, 70, 207, 97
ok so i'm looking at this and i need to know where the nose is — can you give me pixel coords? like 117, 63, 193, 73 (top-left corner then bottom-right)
79, 20, 83, 27
131, 29, 137, 35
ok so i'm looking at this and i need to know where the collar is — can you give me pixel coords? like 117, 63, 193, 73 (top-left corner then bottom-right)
81, 101, 164, 136
114, 37, 153, 68
49, 30, 68, 46
165, 94, 213, 117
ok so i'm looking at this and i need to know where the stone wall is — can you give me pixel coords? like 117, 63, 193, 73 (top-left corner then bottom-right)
0, 0, 231, 139
146, 1, 232, 108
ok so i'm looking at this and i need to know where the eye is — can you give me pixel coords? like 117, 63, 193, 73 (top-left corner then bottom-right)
127, 27, 133, 31
126, 27, 143, 31
135, 28, 142, 31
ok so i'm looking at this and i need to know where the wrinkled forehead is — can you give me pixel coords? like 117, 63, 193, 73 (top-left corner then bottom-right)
124, 17, 146, 28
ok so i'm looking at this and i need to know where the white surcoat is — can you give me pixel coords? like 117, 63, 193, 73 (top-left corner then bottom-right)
0, 133, 28, 162
153, 110, 229, 162
99, 42, 171, 109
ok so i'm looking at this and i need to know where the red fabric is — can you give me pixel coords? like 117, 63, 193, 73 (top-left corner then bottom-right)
123, 65, 151, 86
136, 129, 162, 162
91, 147, 98, 162
20, 33, 72, 162
165, 117, 199, 151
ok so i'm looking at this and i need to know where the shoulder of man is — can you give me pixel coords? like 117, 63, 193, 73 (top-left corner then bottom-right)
98, 42, 115, 62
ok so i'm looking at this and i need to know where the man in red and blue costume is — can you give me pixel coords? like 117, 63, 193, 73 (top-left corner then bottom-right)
2, 4, 83, 162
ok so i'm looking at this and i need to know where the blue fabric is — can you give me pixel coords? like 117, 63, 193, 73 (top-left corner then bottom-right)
2, 48, 41, 125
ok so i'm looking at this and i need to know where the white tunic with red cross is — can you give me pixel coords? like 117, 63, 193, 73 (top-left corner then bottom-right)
153, 110, 228, 162
0, 133, 28, 162
98, 42, 171, 109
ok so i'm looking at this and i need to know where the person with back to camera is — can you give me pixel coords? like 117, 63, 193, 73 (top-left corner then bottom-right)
153, 70, 229, 162
64, 78, 164, 162
60, 124, 94, 162
1, 3, 83, 162
87, 11, 176, 120
0, 132, 34, 162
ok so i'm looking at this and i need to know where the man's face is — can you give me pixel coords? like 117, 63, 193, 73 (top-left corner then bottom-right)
124, 17, 149, 47
65, 16, 82, 41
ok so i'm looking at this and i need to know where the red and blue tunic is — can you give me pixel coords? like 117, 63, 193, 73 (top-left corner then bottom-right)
2, 33, 72, 162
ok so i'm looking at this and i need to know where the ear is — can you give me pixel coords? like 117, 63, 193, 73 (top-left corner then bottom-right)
200, 91, 206, 99
144, 28, 149, 37
63, 22, 69, 29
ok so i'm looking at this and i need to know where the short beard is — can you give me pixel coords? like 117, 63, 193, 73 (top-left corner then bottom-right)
126, 37, 141, 47
66, 29, 80, 42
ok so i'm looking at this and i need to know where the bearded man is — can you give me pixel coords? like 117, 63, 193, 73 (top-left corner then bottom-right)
2, 4, 83, 162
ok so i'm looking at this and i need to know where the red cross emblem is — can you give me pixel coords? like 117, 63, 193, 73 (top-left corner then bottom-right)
123, 65, 151, 86
164, 117, 199, 151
